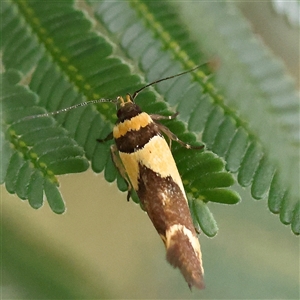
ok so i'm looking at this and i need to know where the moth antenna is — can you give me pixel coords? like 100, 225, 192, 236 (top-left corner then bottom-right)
24, 98, 115, 120
131, 63, 207, 100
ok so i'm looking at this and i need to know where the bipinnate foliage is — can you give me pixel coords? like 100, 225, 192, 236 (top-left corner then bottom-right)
1, 1, 299, 235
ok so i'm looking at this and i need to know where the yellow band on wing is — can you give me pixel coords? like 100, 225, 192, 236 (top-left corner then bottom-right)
113, 112, 153, 139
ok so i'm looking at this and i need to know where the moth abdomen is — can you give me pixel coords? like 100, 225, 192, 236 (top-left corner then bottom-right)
166, 225, 204, 290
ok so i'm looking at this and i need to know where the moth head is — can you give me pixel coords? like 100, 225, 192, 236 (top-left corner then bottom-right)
116, 94, 142, 122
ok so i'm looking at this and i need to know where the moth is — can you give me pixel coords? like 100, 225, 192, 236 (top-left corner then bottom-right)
28, 65, 205, 289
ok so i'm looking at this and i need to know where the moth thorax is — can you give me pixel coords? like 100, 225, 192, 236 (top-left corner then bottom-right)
117, 102, 142, 122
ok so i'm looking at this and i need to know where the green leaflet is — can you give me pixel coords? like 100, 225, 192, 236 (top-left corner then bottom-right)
88, 0, 299, 234
2, 1, 298, 236
177, 1, 299, 234
1, 0, 238, 236
1, 70, 89, 213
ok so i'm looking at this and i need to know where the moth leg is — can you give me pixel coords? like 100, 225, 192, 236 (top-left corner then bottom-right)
194, 226, 201, 235
155, 121, 204, 150
97, 133, 132, 200
97, 131, 113, 143
110, 144, 133, 201
151, 113, 204, 149
150, 114, 177, 147
150, 112, 179, 121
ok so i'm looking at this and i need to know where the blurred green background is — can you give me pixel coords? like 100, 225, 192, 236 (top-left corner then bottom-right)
1, 2, 299, 299
1, 169, 299, 299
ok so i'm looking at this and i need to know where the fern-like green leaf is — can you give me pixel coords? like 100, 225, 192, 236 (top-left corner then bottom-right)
175, 1, 299, 234
1, 0, 298, 236
1, 70, 89, 213
89, 0, 299, 234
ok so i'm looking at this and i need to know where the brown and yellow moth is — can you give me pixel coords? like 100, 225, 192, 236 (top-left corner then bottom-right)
29, 65, 205, 289
106, 93, 205, 289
